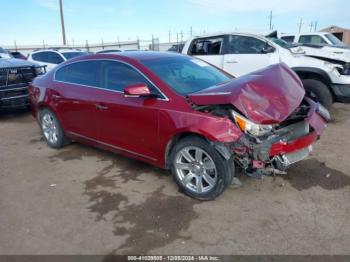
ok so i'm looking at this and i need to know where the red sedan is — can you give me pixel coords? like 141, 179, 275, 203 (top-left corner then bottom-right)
29, 51, 329, 200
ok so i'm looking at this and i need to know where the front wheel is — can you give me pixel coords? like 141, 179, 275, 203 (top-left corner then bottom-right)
302, 79, 333, 109
170, 136, 234, 200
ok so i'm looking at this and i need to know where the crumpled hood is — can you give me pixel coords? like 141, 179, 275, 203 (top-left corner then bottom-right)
189, 63, 305, 124
0, 58, 39, 68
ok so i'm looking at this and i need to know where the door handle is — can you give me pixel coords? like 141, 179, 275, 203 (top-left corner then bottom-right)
225, 60, 238, 64
96, 104, 109, 110
52, 94, 62, 101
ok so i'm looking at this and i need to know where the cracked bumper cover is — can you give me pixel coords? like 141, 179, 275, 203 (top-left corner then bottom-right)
332, 83, 350, 103
233, 98, 328, 172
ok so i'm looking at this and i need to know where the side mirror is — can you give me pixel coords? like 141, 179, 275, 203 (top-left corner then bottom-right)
261, 44, 275, 54
123, 83, 153, 98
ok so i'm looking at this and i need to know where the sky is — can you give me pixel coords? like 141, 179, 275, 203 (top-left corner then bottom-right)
0, 0, 349, 47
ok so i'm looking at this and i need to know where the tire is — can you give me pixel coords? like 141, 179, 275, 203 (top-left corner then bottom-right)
302, 79, 333, 109
170, 136, 234, 200
40, 108, 69, 148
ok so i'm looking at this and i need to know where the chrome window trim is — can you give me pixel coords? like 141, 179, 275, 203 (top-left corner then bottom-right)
53, 58, 169, 101
66, 131, 157, 162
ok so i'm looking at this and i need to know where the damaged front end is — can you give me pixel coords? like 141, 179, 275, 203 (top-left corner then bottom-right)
189, 63, 330, 178
229, 98, 329, 178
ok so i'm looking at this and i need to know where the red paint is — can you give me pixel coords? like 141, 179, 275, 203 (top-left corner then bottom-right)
189, 63, 305, 124
269, 131, 318, 156
29, 52, 326, 169
124, 83, 151, 96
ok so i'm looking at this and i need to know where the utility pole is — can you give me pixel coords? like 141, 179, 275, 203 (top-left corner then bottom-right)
269, 10, 273, 30
298, 18, 303, 33
314, 21, 318, 32
190, 26, 193, 36
59, 0, 67, 46
309, 22, 313, 32
168, 30, 171, 42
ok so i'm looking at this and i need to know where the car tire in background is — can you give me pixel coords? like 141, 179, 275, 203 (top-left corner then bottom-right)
40, 108, 70, 148
302, 79, 333, 109
170, 136, 234, 200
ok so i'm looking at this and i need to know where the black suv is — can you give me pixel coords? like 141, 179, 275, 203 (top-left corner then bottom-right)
0, 48, 45, 109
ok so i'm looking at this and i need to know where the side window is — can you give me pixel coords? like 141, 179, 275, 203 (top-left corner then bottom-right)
281, 36, 295, 43
101, 61, 160, 94
299, 35, 328, 44
55, 61, 100, 87
32, 52, 50, 62
228, 35, 267, 54
48, 52, 64, 64
190, 37, 224, 55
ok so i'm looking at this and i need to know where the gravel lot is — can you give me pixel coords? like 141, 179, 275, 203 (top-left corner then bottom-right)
0, 104, 350, 255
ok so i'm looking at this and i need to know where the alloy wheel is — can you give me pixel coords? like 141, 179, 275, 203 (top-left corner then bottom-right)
175, 146, 217, 194
41, 113, 59, 145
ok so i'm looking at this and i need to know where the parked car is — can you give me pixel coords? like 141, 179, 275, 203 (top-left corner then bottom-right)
280, 32, 349, 49
0, 51, 45, 109
182, 32, 350, 108
96, 49, 122, 54
9, 51, 27, 60
167, 44, 184, 53
0, 47, 11, 59
29, 52, 328, 200
27, 48, 89, 71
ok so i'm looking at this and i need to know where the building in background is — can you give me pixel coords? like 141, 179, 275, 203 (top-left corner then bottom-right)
320, 25, 350, 45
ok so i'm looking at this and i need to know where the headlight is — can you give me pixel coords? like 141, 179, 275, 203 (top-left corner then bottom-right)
35, 67, 44, 75
231, 111, 274, 137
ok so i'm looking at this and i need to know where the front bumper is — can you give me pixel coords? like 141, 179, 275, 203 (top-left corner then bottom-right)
0, 86, 29, 109
233, 98, 328, 175
331, 83, 350, 103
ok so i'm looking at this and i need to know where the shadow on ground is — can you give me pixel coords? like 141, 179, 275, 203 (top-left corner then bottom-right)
284, 158, 350, 190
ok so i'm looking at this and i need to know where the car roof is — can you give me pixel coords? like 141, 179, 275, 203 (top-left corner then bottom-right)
281, 32, 330, 37
95, 51, 188, 62
31, 48, 84, 54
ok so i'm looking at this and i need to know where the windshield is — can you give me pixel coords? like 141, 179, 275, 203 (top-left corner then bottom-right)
62, 51, 88, 60
269, 38, 292, 49
142, 56, 231, 95
325, 34, 345, 46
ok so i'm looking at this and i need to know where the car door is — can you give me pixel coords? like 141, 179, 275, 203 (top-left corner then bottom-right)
93, 60, 162, 161
53, 60, 100, 140
223, 35, 277, 77
189, 36, 225, 68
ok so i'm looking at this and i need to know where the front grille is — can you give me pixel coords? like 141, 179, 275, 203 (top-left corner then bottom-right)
0, 67, 36, 89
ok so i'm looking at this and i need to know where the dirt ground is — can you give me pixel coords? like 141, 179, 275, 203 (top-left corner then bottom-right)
0, 104, 350, 255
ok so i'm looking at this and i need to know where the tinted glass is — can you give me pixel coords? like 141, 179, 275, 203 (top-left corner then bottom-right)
62, 52, 88, 59
32, 52, 50, 62
228, 35, 267, 54
55, 61, 100, 87
190, 37, 223, 55
48, 52, 64, 64
281, 36, 295, 43
101, 61, 157, 93
299, 35, 327, 44
142, 56, 231, 95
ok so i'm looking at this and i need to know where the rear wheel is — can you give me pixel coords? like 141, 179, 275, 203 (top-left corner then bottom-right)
40, 108, 69, 148
170, 136, 233, 200
302, 79, 333, 109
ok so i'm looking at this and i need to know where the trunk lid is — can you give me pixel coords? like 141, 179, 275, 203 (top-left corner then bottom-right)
188, 63, 305, 124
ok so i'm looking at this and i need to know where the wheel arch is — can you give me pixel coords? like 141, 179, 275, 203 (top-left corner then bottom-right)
292, 67, 336, 98
164, 132, 233, 170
